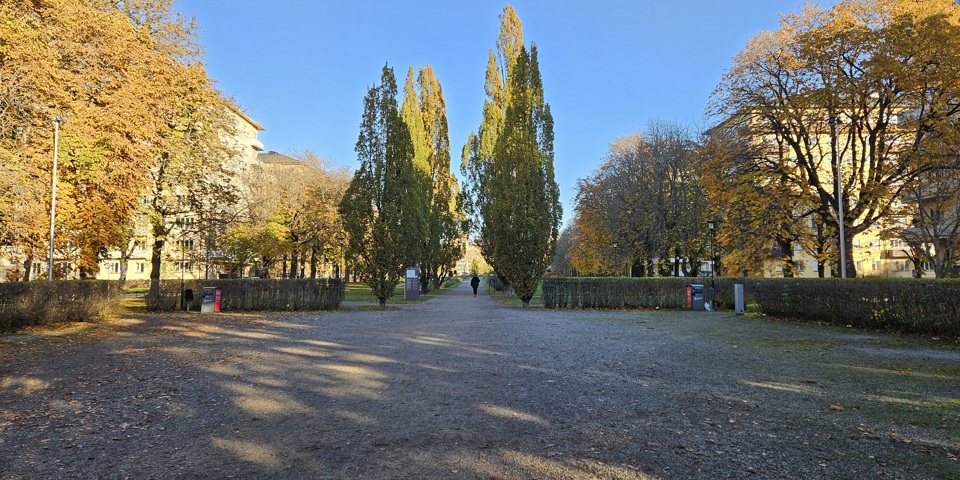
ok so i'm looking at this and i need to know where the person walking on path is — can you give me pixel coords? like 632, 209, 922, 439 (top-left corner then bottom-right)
470, 275, 481, 297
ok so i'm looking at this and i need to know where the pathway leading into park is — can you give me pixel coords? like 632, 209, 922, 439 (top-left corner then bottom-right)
2, 281, 958, 479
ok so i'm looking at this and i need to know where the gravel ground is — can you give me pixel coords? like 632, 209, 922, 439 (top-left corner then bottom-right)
2, 281, 959, 479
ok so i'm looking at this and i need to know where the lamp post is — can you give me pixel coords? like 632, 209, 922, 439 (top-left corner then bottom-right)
829, 116, 847, 278
611, 241, 619, 277
708, 220, 717, 308
48, 116, 66, 281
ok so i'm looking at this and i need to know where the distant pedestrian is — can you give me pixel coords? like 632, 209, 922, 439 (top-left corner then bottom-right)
470, 275, 480, 297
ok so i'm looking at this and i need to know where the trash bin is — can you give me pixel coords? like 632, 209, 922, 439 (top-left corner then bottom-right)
201, 286, 221, 313
687, 284, 705, 311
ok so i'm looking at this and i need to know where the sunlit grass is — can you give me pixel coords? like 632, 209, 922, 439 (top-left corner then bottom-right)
487, 283, 544, 307
343, 281, 459, 304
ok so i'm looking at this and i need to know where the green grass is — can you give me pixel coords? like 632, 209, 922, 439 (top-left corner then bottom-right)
343, 281, 461, 304
487, 282, 545, 307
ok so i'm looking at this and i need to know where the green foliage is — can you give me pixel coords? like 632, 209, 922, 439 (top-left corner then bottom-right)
742, 278, 960, 335
0, 281, 117, 332
146, 278, 345, 312
543, 277, 691, 310
469, 258, 481, 276
483, 45, 561, 307
340, 64, 423, 307
401, 66, 466, 293
543, 277, 960, 336
463, 7, 560, 308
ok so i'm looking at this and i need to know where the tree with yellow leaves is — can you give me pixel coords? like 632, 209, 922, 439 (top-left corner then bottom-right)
710, 0, 960, 278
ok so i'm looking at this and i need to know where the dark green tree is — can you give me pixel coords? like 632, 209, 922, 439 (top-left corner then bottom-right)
483, 45, 561, 308
340, 64, 423, 308
462, 5, 524, 290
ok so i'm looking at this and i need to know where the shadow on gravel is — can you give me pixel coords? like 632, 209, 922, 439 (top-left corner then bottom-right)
2, 286, 960, 479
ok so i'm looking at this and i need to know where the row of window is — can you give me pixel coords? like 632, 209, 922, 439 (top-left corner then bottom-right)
103, 262, 147, 274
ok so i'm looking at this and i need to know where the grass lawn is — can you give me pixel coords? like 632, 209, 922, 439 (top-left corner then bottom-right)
344, 278, 463, 304
486, 282, 545, 307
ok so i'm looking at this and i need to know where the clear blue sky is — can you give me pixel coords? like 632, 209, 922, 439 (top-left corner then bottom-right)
173, 0, 830, 226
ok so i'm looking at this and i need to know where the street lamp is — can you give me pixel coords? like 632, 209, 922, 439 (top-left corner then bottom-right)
611, 241, 619, 277
48, 116, 66, 281
707, 220, 717, 308
829, 116, 847, 278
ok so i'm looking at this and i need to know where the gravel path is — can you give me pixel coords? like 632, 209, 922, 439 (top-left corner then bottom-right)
2, 281, 959, 479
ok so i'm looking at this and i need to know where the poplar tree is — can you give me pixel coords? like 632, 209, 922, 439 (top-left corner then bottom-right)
462, 5, 523, 288
464, 6, 560, 307
402, 66, 466, 293
340, 65, 421, 308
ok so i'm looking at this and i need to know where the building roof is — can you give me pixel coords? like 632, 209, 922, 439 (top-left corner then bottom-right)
228, 103, 264, 131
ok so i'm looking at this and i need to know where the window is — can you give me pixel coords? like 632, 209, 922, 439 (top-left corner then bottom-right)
872, 260, 881, 271
178, 239, 195, 251
177, 262, 193, 273
135, 263, 145, 273
856, 260, 863, 272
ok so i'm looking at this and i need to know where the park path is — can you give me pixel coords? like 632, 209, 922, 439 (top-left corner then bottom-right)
1, 281, 958, 479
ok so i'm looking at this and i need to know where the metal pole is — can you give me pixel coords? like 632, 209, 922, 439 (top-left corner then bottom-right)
180, 238, 185, 311
48, 117, 65, 281
708, 220, 716, 308
831, 117, 847, 278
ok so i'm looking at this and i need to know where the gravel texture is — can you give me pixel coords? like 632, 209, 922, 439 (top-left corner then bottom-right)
2, 281, 959, 479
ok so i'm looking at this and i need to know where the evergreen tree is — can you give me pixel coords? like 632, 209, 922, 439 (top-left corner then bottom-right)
340, 64, 421, 308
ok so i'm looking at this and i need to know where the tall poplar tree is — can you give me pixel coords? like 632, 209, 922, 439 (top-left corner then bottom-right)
462, 6, 524, 286
464, 6, 560, 307
340, 64, 422, 308
402, 66, 467, 293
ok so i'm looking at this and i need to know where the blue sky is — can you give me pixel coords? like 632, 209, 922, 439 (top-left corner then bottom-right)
174, 0, 830, 226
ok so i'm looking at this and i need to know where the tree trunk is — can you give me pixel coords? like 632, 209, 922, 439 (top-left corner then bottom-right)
843, 234, 857, 278
149, 238, 164, 301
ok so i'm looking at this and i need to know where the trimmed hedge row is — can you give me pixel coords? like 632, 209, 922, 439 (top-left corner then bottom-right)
146, 278, 346, 312
0, 281, 117, 332
742, 278, 960, 335
542, 277, 694, 310
542, 277, 960, 336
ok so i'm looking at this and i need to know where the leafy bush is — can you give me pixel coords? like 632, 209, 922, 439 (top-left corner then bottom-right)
146, 278, 346, 312
742, 278, 960, 336
542, 277, 960, 336
542, 277, 695, 310
0, 281, 117, 332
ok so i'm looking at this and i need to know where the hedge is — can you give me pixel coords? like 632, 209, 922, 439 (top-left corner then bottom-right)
0, 281, 117, 332
542, 277, 960, 336
146, 278, 346, 312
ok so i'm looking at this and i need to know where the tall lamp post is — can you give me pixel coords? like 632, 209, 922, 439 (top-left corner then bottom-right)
48, 116, 66, 281
707, 220, 717, 308
829, 116, 847, 278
